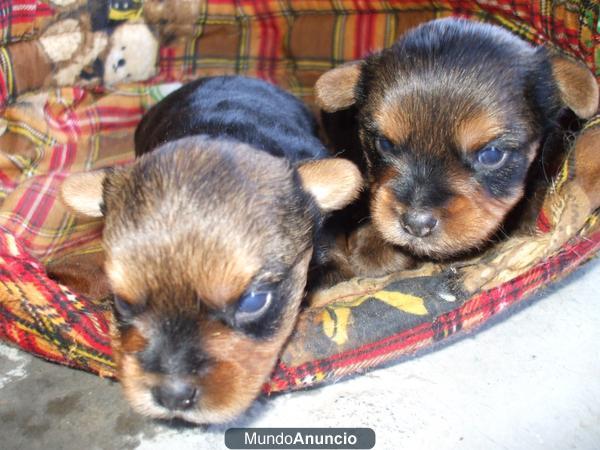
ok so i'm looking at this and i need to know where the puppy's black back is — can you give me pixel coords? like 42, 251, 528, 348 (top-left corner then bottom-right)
135, 76, 327, 162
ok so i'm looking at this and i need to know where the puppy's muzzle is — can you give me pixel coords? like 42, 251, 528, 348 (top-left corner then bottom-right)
151, 379, 199, 411
401, 209, 438, 237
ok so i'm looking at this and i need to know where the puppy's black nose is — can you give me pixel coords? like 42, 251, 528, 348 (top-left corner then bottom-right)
401, 210, 438, 237
152, 381, 198, 411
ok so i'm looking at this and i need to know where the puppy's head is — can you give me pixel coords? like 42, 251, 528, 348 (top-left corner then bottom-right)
316, 18, 598, 257
61, 136, 361, 423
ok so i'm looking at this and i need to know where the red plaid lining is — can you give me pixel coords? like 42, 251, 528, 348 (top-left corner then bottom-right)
0, 228, 113, 373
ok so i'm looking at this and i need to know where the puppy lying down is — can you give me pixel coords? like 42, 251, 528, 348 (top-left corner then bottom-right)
62, 76, 361, 424
315, 18, 598, 282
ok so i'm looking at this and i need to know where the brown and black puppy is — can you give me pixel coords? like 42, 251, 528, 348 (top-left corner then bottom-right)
315, 18, 598, 278
61, 76, 361, 423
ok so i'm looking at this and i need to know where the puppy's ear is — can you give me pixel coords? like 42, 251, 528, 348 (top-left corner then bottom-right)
61, 170, 107, 217
314, 62, 362, 113
550, 55, 598, 118
297, 158, 362, 212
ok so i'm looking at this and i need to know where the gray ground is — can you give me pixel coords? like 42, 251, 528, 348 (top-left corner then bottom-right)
1, 259, 599, 450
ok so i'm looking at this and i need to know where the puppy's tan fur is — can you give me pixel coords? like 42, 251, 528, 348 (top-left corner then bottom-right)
315, 19, 598, 280
62, 135, 361, 423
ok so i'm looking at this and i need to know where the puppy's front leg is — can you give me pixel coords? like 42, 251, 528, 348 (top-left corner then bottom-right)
308, 223, 415, 300
345, 223, 416, 278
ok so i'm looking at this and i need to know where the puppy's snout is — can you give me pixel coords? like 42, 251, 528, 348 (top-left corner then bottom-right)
401, 210, 438, 237
152, 380, 199, 411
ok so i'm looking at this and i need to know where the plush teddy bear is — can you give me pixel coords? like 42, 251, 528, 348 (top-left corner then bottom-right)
102, 22, 159, 85
38, 15, 109, 86
4, 13, 159, 103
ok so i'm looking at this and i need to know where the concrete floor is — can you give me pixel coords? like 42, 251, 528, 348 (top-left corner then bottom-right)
1, 258, 599, 450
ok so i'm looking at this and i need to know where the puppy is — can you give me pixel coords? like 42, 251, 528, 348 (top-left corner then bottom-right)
61, 76, 361, 423
315, 18, 598, 279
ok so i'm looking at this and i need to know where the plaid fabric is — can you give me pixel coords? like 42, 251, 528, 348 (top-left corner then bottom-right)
0, 227, 113, 375
0, 0, 599, 393
0, 1, 54, 45
150, 0, 599, 92
0, 1, 596, 108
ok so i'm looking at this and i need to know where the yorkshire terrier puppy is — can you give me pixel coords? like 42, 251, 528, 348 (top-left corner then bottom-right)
61, 76, 361, 423
315, 18, 598, 279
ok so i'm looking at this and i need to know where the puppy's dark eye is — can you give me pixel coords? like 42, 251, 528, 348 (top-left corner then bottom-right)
375, 137, 394, 153
477, 146, 506, 168
113, 295, 144, 321
113, 295, 134, 319
235, 291, 272, 322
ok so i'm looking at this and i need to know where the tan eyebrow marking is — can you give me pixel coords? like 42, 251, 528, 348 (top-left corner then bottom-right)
374, 99, 410, 145
457, 112, 505, 153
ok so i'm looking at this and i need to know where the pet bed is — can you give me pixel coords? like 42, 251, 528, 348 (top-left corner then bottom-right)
0, 0, 598, 395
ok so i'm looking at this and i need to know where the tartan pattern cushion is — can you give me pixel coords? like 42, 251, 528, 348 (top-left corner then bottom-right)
0, 0, 599, 391
0, 1, 597, 107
